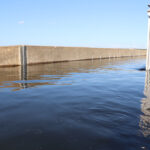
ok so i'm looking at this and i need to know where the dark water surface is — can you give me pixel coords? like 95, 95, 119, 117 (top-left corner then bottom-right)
0, 57, 150, 150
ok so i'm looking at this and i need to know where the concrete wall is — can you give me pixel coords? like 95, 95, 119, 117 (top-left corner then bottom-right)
0, 45, 147, 67
0, 46, 21, 66
27, 46, 146, 64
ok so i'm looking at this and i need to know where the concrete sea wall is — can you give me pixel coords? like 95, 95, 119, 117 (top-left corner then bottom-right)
0, 46, 21, 67
0, 45, 146, 67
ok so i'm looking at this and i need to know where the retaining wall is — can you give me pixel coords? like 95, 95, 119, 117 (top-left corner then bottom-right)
0, 45, 146, 67
0, 46, 21, 66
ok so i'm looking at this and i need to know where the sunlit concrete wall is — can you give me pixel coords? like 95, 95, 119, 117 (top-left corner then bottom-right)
27, 46, 146, 65
0, 45, 147, 67
0, 46, 21, 66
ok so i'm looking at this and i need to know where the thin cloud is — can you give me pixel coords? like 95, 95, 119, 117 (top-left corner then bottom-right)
18, 21, 25, 24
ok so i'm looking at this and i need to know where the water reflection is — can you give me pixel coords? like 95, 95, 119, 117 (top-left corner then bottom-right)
0, 57, 145, 91
0, 56, 148, 150
140, 71, 150, 137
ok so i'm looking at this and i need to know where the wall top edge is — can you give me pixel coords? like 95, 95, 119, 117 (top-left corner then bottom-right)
0, 45, 23, 48
0, 45, 146, 50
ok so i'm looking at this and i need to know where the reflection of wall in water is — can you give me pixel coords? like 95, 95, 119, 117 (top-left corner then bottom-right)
0, 66, 22, 90
0, 57, 146, 91
140, 71, 150, 137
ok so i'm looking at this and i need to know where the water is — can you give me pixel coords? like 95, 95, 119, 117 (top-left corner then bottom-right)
0, 57, 149, 150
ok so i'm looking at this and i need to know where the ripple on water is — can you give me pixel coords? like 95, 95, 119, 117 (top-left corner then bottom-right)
0, 57, 149, 150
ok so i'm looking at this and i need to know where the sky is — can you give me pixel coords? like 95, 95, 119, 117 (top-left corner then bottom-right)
0, 0, 148, 48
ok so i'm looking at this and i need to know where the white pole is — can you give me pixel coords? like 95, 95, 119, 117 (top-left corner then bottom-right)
146, 7, 150, 70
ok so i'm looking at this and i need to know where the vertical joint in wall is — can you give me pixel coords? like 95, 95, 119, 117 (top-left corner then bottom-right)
20, 45, 27, 66
20, 46, 27, 81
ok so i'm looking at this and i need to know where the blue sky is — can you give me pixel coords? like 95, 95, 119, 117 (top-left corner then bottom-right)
0, 0, 148, 48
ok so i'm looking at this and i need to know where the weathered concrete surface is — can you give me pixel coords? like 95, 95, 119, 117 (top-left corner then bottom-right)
140, 71, 150, 137
26, 46, 146, 65
0, 45, 146, 67
0, 46, 21, 66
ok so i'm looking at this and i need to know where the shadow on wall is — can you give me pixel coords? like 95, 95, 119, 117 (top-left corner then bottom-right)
140, 71, 150, 137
